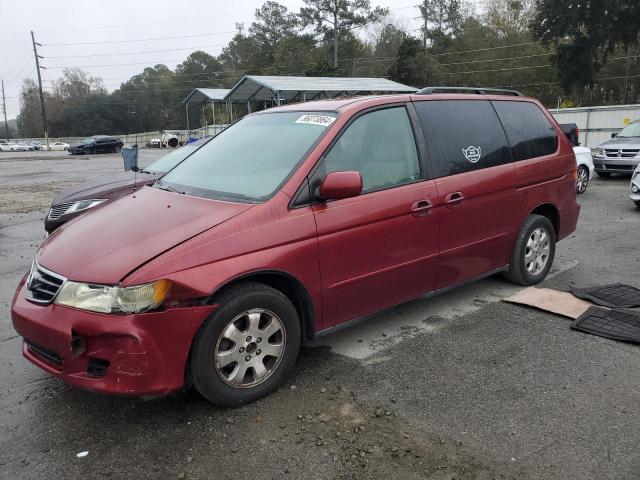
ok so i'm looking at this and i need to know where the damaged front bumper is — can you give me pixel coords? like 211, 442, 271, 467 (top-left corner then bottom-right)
11, 277, 217, 396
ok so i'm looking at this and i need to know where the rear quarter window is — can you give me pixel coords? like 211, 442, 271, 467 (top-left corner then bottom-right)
414, 100, 511, 178
492, 101, 558, 161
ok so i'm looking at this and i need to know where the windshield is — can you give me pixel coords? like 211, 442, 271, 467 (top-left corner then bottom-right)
146, 142, 205, 173
81, 138, 95, 144
159, 111, 337, 201
617, 122, 640, 138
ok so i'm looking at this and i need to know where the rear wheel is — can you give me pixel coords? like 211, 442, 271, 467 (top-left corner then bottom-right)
190, 282, 301, 406
576, 165, 589, 194
596, 171, 611, 178
505, 214, 556, 286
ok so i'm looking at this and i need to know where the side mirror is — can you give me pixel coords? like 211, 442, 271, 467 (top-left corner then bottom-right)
611, 132, 617, 138
319, 171, 363, 200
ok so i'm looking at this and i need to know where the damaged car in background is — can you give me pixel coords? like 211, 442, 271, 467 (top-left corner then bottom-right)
45, 137, 210, 233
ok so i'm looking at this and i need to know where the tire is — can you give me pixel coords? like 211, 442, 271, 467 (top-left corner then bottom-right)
64, 147, 69, 151
114, 145, 122, 153
576, 165, 589, 194
190, 282, 301, 406
504, 214, 556, 286
596, 171, 611, 178
635, 200, 640, 208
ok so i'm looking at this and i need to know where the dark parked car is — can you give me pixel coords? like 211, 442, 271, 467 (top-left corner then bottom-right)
45, 138, 210, 233
68, 135, 124, 155
12, 88, 580, 406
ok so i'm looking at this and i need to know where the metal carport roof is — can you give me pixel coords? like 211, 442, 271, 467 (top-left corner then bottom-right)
182, 88, 231, 104
224, 75, 417, 103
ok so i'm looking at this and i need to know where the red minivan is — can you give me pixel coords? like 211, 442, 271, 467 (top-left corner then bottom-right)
11, 88, 580, 405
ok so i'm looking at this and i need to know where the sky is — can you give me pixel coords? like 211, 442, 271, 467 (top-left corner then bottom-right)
0, 0, 429, 119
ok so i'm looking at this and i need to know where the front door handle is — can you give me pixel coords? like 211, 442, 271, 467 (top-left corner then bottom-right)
445, 192, 465, 208
411, 200, 433, 217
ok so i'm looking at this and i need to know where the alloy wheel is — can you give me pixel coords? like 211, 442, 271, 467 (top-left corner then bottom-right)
576, 167, 588, 193
525, 227, 551, 275
214, 308, 286, 389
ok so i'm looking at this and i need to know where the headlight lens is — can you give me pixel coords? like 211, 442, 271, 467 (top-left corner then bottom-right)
55, 279, 171, 314
592, 147, 604, 157
65, 199, 107, 215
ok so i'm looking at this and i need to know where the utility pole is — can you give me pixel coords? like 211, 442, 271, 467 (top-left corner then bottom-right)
235, 22, 244, 36
1, 80, 8, 140
30, 30, 49, 149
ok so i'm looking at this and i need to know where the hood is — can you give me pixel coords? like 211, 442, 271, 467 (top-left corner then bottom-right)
69, 142, 87, 149
52, 170, 161, 205
600, 137, 640, 148
37, 185, 253, 284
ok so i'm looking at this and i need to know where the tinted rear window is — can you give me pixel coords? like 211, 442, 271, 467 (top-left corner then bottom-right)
492, 101, 558, 161
414, 100, 511, 178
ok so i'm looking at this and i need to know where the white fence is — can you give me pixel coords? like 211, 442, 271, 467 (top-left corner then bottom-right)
549, 104, 640, 148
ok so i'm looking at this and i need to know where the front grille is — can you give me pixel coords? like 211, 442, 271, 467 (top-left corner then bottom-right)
47, 202, 74, 220
25, 261, 66, 304
604, 148, 640, 158
25, 340, 63, 367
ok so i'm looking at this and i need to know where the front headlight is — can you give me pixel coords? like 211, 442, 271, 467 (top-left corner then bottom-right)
55, 279, 171, 314
592, 147, 604, 158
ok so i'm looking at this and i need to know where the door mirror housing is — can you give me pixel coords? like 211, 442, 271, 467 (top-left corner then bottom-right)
611, 132, 617, 138
319, 171, 363, 200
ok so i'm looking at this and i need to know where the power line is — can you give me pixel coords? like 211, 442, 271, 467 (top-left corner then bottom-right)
43, 44, 230, 59
42, 30, 237, 47
37, 10, 256, 33
438, 52, 551, 67
439, 64, 553, 75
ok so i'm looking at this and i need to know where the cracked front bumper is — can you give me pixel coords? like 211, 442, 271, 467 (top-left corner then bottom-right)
11, 277, 216, 396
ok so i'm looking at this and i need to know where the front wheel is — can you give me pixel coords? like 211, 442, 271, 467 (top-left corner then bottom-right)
505, 214, 556, 286
596, 171, 611, 178
190, 282, 301, 406
576, 165, 589, 194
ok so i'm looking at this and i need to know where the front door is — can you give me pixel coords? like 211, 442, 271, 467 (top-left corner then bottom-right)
311, 105, 440, 328
413, 99, 517, 289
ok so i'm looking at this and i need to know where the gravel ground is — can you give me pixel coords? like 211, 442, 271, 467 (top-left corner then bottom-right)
1, 152, 639, 480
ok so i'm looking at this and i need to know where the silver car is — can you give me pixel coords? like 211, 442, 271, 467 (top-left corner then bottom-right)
631, 163, 640, 208
592, 120, 640, 176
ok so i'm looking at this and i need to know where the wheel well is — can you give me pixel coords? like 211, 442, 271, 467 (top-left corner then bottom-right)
212, 272, 316, 342
531, 203, 559, 237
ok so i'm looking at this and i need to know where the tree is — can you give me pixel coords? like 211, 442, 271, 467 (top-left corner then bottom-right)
418, 0, 462, 50
250, 2, 300, 52
531, 0, 640, 92
300, 0, 388, 68
388, 37, 432, 88
53, 68, 106, 102
484, 0, 535, 39
16, 79, 44, 137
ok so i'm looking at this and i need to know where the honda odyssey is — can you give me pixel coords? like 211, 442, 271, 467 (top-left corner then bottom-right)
11, 88, 580, 405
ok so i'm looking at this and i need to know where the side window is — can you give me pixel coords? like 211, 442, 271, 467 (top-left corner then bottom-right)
414, 100, 511, 178
492, 100, 558, 161
322, 106, 421, 192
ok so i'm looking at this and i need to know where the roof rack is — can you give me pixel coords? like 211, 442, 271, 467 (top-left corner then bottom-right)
417, 86, 523, 96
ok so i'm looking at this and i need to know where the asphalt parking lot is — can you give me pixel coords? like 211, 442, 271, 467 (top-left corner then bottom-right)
1, 151, 639, 480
